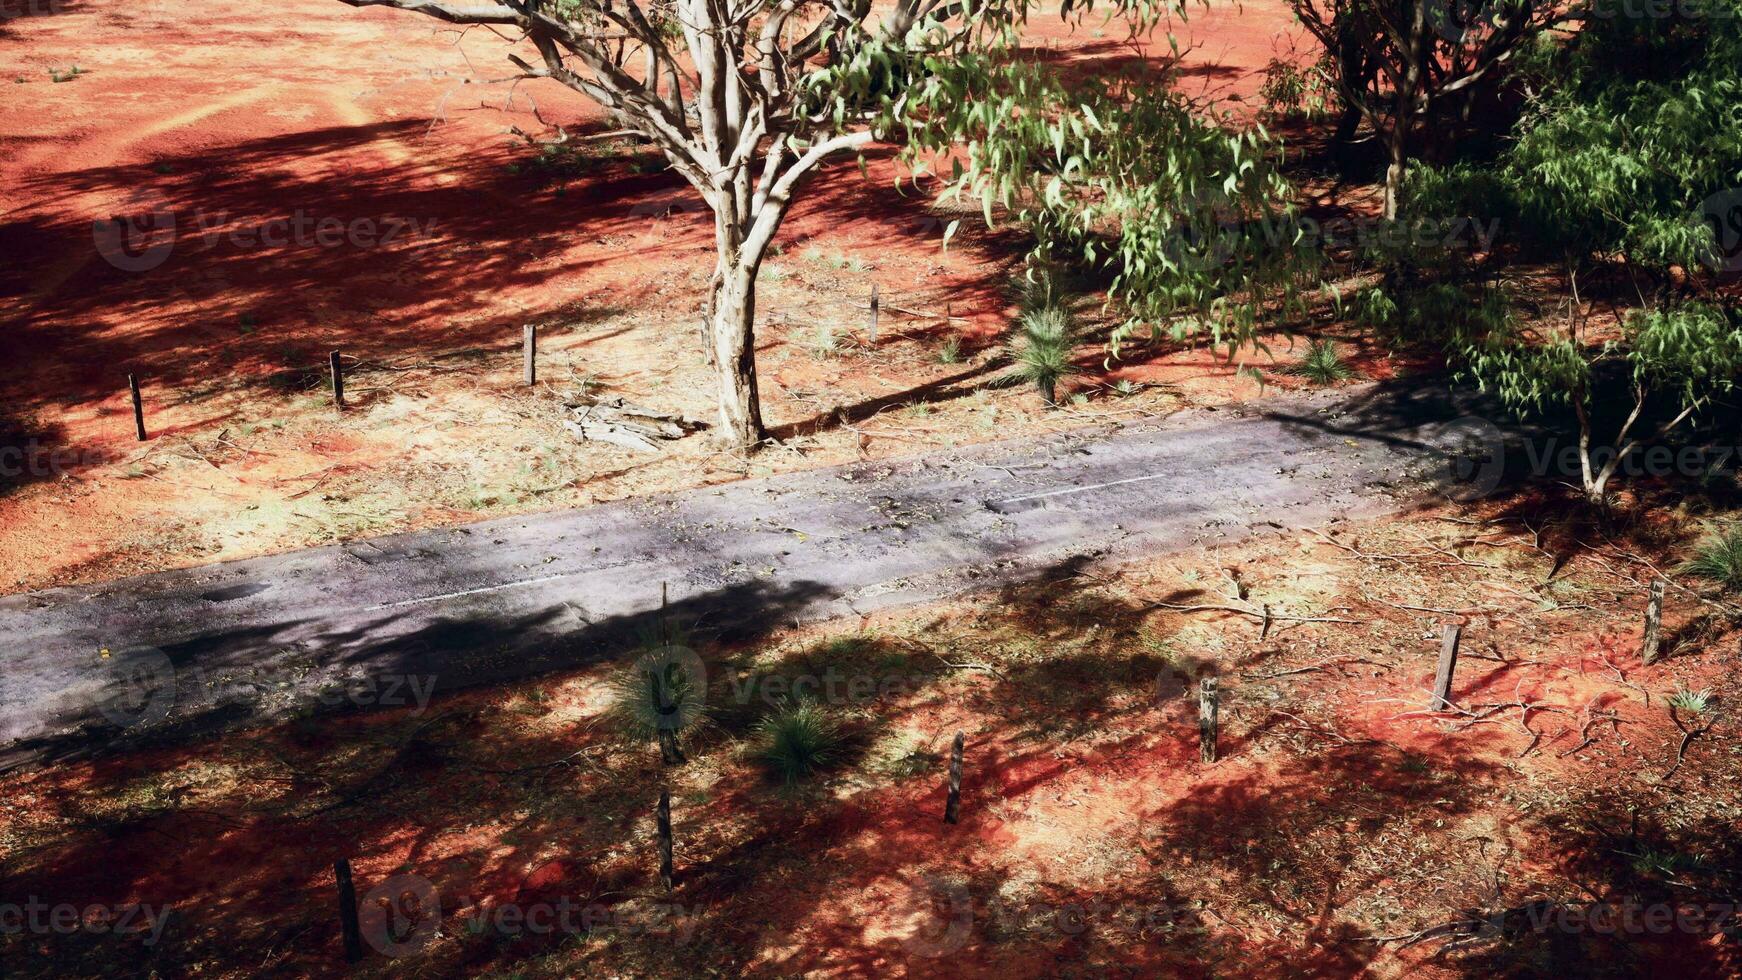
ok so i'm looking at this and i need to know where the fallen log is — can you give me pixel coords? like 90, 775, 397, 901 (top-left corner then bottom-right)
561, 395, 705, 453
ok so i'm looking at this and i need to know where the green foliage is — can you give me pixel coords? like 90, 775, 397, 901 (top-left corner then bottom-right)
936, 335, 962, 364
1680, 525, 1742, 591
1499, 0, 1742, 273
1294, 339, 1354, 385
1005, 303, 1078, 405
1628, 304, 1742, 406
754, 702, 845, 784
1667, 686, 1714, 715
608, 625, 707, 744
870, 7, 1300, 359
1258, 56, 1335, 122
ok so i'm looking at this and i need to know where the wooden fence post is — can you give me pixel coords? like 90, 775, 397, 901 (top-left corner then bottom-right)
1199, 677, 1219, 763
657, 788, 674, 891
944, 731, 963, 823
334, 858, 363, 964
1431, 624, 1462, 710
330, 350, 345, 411
869, 283, 879, 343
523, 324, 537, 387
1641, 578, 1666, 665
127, 374, 147, 441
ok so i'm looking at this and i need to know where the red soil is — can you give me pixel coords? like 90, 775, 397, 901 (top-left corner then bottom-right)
0, 0, 1319, 592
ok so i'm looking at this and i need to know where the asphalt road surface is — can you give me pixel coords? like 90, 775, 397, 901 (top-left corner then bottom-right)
0, 382, 1495, 769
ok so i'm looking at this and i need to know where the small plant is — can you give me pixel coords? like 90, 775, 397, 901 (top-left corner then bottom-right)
49, 66, 87, 83
759, 263, 789, 283
609, 620, 707, 765
801, 246, 825, 264
1295, 339, 1354, 385
937, 336, 962, 364
1679, 525, 1742, 591
903, 401, 934, 418
1257, 56, 1333, 121
1111, 378, 1141, 397
755, 701, 844, 784
1005, 305, 1077, 406
805, 324, 843, 359
1668, 685, 1712, 715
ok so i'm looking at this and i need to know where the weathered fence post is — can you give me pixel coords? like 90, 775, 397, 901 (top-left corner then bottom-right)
1641, 578, 1666, 665
869, 283, 880, 343
523, 324, 537, 387
657, 788, 674, 891
1199, 677, 1219, 763
127, 374, 147, 441
1431, 624, 1462, 710
334, 858, 363, 964
330, 350, 345, 411
944, 731, 963, 823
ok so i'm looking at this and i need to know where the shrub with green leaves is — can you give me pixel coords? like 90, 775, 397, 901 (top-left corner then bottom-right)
1680, 525, 1742, 591
754, 702, 845, 785
1392, 2, 1742, 504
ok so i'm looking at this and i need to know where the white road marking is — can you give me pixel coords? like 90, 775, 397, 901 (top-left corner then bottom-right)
373, 572, 578, 610
991, 470, 1174, 506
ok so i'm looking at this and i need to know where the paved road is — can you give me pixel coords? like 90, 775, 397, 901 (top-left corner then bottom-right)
0, 382, 1491, 769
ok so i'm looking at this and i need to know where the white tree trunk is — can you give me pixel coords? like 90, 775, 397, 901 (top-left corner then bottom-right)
707, 260, 765, 449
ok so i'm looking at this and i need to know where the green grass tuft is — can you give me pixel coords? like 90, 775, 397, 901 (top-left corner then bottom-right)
1294, 339, 1355, 385
1679, 525, 1742, 591
755, 702, 844, 784
1005, 304, 1077, 406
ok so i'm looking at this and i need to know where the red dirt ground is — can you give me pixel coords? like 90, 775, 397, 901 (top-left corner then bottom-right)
2, 504, 1737, 977
0, 0, 1339, 593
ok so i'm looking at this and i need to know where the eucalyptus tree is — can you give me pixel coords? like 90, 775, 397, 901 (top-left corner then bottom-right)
340, 0, 1291, 447
1289, 0, 1571, 218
